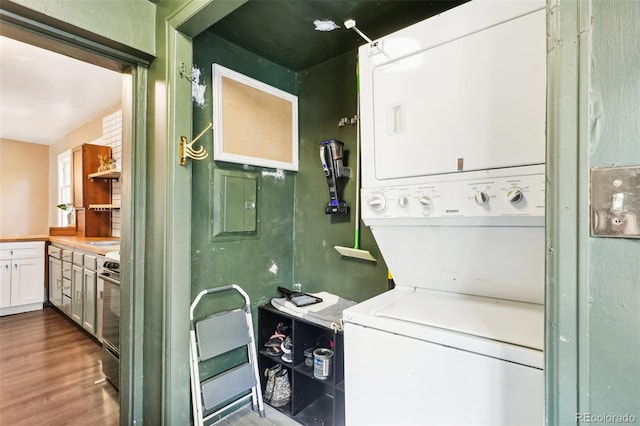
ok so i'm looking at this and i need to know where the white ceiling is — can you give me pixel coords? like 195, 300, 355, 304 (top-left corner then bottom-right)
0, 36, 122, 146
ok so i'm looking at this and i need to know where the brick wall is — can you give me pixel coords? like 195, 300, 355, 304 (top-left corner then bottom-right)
101, 110, 122, 237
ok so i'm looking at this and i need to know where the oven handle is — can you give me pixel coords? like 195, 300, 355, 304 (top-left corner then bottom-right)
99, 273, 120, 285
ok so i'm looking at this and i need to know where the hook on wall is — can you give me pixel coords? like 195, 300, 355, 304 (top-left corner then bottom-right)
180, 122, 212, 166
179, 62, 197, 82
338, 115, 358, 127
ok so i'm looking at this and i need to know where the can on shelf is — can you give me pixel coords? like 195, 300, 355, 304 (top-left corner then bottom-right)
313, 348, 334, 380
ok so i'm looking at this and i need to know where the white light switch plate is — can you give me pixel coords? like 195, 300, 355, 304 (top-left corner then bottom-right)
590, 166, 640, 238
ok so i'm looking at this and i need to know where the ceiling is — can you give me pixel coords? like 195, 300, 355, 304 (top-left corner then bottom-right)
0, 35, 122, 146
206, 0, 466, 72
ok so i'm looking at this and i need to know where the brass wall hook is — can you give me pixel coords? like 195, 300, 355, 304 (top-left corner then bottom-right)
180, 122, 212, 166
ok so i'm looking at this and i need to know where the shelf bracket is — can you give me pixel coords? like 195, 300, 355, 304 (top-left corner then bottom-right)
180, 122, 211, 166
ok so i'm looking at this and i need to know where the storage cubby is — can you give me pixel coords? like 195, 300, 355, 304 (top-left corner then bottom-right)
258, 304, 344, 426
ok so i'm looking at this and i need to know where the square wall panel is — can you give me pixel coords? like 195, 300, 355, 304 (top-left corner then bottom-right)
211, 168, 259, 238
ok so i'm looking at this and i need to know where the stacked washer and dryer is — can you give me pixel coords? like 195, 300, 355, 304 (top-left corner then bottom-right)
343, 1, 547, 424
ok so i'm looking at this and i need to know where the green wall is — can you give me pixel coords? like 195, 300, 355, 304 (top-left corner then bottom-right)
187, 30, 388, 423
295, 53, 388, 301
585, 0, 640, 418
547, 0, 640, 423
190, 31, 388, 315
190, 32, 297, 314
9, 0, 156, 55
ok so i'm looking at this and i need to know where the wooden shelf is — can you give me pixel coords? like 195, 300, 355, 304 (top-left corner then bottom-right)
88, 204, 120, 211
88, 170, 120, 180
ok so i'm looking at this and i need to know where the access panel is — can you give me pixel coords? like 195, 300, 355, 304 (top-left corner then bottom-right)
211, 168, 259, 238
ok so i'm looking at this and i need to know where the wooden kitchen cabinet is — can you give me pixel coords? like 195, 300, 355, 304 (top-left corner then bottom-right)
0, 241, 45, 316
72, 144, 112, 237
73, 144, 111, 208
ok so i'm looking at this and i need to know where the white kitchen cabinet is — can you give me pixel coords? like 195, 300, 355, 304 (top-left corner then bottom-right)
51, 244, 101, 337
83, 267, 97, 334
60, 250, 72, 315
48, 247, 63, 308
71, 263, 84, 324
0, 241, 45, 316
49, 246, 62, 309
0, 260, 11, 307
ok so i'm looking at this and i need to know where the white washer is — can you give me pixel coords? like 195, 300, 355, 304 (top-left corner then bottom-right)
343, 287, 544, 426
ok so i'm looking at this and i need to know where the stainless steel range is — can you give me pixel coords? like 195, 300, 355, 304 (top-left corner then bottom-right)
100, 252, 120, 390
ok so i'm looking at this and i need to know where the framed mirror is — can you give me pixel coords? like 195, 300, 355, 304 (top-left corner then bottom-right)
212, 64, 299, 171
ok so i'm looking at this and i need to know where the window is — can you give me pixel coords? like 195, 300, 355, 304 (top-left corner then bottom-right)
57, 150, 72, 226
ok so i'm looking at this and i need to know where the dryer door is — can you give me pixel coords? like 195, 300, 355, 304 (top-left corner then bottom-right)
369, 9, 546, 181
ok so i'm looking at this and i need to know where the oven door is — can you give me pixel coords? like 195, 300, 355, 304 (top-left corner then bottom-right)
100, 272, 120, 390
100, 273, 120, 354
102, 343, 120, 390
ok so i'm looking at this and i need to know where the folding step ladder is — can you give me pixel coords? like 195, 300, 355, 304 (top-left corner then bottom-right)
189, 285, 265, 425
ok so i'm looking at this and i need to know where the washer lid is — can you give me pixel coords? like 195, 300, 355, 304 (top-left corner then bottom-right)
373, 288, 543, 351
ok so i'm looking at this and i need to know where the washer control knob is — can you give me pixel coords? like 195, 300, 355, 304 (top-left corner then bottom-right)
506, 187, 524, 204
474, 191, 489, 205
368, 193, 387, 212
399, 195, 410, 207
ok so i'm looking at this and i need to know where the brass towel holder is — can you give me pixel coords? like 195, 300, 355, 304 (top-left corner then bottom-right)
180, 122, 212, 166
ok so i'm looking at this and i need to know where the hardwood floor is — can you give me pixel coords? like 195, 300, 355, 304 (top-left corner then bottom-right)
0, 307, 118, 426
0, 307, 299, 426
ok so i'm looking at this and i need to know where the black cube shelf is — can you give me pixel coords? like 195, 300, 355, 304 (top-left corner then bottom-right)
258, 304, 345, 426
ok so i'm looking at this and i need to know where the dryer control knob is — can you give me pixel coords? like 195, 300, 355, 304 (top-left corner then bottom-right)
399, 195, 410, 207
474, 191, 489, 205
419, 195, 432, 209
506, 187, 524, 204
368, 193, 387, 212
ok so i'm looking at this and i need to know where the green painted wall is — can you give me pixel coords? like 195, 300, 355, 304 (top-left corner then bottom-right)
187, 29, 388, 423
190, 32, 297, 315
585, 0, 640, 419
547, 0, 640, 423
9, 0, 156, 55
190, 31, 389, 316
295, 53, 388, 301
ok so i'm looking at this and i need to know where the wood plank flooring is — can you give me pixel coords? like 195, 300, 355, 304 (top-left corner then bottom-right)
0, 307, 119, 426
0, 307, 299, 426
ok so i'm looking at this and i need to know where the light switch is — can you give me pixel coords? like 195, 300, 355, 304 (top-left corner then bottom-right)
590, 166, 640, 238
611, 193, 624, 212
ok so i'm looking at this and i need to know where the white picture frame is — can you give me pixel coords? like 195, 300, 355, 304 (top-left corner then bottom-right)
212, 64, 299, 171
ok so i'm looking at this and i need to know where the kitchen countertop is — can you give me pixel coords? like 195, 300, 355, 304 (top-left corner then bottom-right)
0, 235, 49, 243
0, 235, 120, 256
48, 236, 120, 255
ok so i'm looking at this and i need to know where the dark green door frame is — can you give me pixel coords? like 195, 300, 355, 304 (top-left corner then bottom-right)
545, 0, 590, 424
157, 1, 247, 423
